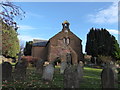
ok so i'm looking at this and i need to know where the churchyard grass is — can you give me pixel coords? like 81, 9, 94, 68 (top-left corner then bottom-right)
2, 66, 120, 89
81, 67, 102, 89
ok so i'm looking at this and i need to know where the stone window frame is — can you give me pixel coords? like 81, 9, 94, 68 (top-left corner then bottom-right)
63, 37, 70, 45
66, 37, 70, 45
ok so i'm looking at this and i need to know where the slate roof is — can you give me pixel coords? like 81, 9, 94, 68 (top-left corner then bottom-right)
32, 39, 48, 47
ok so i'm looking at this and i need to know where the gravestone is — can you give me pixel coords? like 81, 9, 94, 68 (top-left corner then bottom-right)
14, 61, 27, 81
42, 62, 55, 81
101, 65, 115, 88
64, 65, 80, 88
60, 61, 68, 74
77, 61, 84, 81
66, 53, 72, 65
36, 59, 45, 75
63, 53, 83, 88
110, 62, 118, 83
2, 62, 12, 81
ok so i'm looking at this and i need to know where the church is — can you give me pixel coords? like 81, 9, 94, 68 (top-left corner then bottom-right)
32, 21, 83, 64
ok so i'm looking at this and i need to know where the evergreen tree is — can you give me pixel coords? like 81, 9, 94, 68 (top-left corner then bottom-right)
112, 38, 120, 60
24, 41, 33, 56
85, 28, 120, 60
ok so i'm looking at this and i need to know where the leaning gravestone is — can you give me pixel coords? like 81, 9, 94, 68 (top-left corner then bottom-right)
2, 62, 12, 81
101, 65, 115, 88
60, 61, 68, 74
14, 61, 27, 81
36, 59, 45, 75
42, 62, 55, 81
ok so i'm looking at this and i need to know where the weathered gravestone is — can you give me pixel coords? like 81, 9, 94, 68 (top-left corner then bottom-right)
66, 53, 72, 65
101, 63, 116, 88
77, 61, 84, 81
14, 61, 27, 81
36, 59, 45, 75
2, 62, 12, 81
63, 53, 82, 88
42, 62, 55, 81
64, 65, 80, 88
110, 62, 118, 84
60, 61, 68, 74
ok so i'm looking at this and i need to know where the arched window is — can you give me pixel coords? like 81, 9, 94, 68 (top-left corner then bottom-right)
63, 38, 66, 44
63, 37, 70, 45
66, 38, 70, 45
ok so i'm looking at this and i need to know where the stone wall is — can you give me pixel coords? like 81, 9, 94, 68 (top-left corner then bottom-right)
32, 46, 47, 60
48, 30, 83, 64
32, 22, 83, 64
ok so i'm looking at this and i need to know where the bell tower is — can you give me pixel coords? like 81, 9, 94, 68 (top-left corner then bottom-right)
62, 20, 70, 32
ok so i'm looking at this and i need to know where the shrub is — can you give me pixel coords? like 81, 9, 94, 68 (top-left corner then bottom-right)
21, 56, 40, 67
98, 55, 113, 63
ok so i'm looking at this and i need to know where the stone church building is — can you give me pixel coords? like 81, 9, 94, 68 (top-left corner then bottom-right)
32, 21, 83, 64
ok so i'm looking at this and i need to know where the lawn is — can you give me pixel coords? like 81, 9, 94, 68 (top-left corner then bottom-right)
2, 66, 120, 89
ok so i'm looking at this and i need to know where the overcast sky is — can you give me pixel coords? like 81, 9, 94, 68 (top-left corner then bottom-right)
14, 2, 119, 53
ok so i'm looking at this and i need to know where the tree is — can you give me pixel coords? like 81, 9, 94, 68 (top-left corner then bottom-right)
2, 21, 20, 58
85, 28, 120, 60
24, 41, 33, 56
112, 38, 120, 60
1, 1, 25, 59
0, 1, 25, 31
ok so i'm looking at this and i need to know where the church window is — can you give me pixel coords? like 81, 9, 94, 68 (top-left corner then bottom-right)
66, 38, 70, 45
63, 38, 66, 44
63, 37, 70, 45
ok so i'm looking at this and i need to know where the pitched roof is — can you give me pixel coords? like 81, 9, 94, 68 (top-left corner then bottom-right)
32, 39, 48, 47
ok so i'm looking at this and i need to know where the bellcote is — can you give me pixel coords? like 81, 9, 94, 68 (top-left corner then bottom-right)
62, 20, 70, 32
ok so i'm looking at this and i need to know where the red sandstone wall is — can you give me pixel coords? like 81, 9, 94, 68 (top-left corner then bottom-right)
32, 46, 47, 60
32, 29, 84, 63
48, 30, 83, 64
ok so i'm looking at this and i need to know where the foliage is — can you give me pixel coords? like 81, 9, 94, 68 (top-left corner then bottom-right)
116, 60, 120, 65
85, 28, 120, 60
84, 54, 92, 64
97, 55, 113, 63
0, 1, 25, 31
113, 39, 120, 60
21, 56, 40, 67
2, 21, 20, 58
24, 41, 33, 56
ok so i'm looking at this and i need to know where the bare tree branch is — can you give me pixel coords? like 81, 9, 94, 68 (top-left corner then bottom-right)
0, 1, 25, 31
